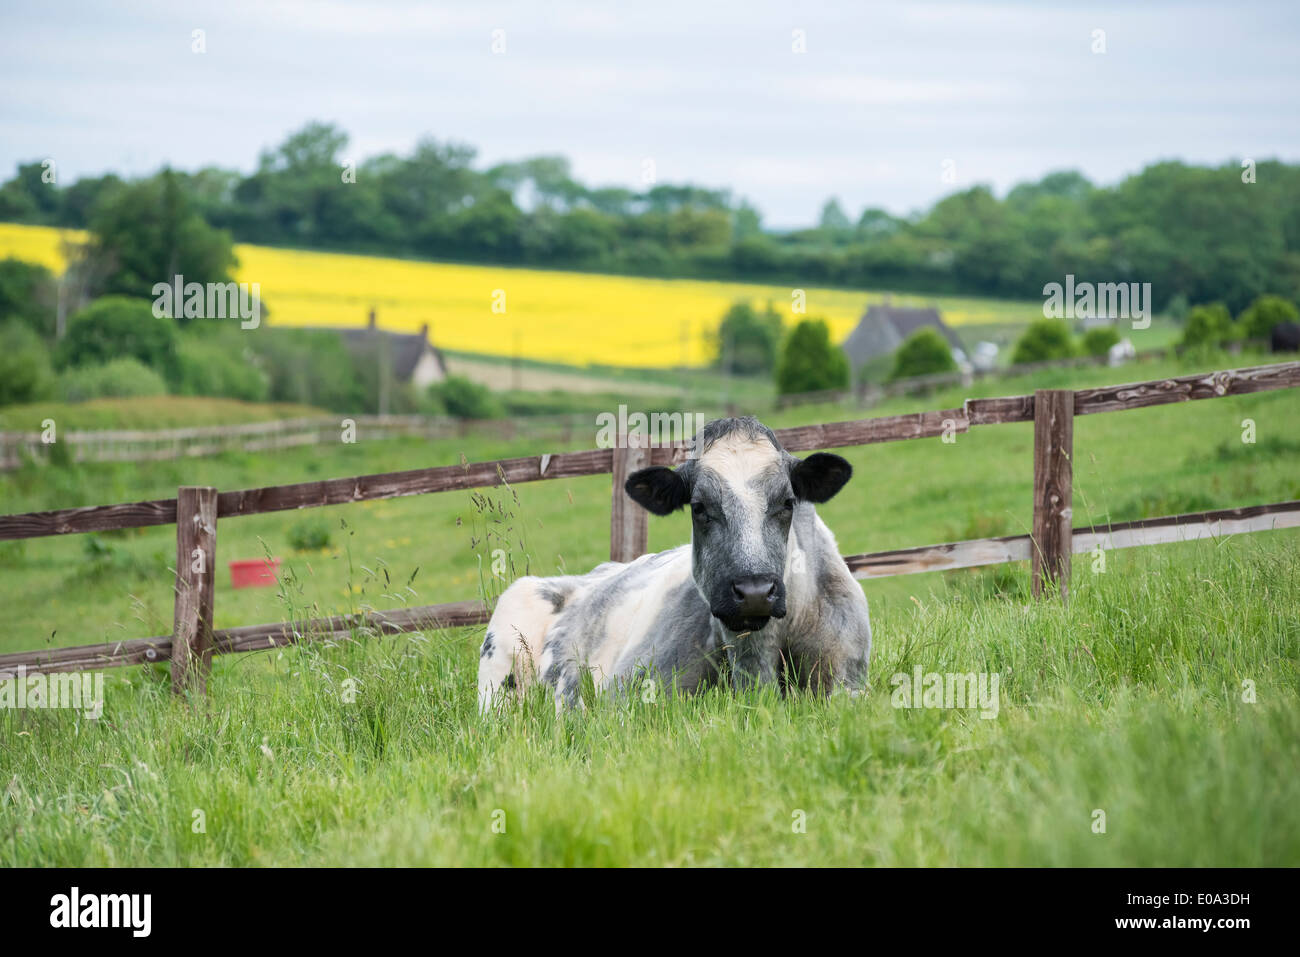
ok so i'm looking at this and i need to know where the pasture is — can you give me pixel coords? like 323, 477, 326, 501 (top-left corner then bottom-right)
1, 352, 1298, 865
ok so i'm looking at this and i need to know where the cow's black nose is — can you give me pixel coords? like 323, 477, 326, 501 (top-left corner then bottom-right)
731, 577, 778, 616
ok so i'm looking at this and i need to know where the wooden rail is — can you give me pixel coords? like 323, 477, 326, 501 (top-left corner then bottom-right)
1, 360, 1298, 689
0, 414, 586, 470
4, 500, 1297, 677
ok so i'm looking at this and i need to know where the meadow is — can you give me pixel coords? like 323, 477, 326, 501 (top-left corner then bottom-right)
1, 528, 1296, 866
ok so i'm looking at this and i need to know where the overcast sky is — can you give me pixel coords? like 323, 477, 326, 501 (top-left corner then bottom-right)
2, 0, 1297, 227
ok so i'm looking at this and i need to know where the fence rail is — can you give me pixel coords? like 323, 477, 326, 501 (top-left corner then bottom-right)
1, 360, 1298, 689
0, 413, 588, 471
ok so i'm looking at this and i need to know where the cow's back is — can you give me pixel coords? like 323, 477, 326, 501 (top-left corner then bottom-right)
478, 545, 718, 709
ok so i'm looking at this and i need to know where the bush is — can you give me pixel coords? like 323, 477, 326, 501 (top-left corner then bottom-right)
1237, 295, 1300, 341
60, 358, 168, 401
175, 334, 270, 401
428, 375, 504, 419
1180, 302, 1235, 348
247, 328, 368, 412
714, 300, 783, 375
1011, 319, 1075, 365
775, 319, 849, 395
0, 258, 57, 339
1081, 325, 1121, 358
889, 328, 958, 380
288, 516, 332, 552
0, 320, 56, 406
55, 296, 180, 382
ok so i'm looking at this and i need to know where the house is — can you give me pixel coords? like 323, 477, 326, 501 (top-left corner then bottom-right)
311, 311, 448, 390
841, 301, 964, 375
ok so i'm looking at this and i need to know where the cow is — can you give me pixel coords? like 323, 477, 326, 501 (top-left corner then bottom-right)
477, 416, 872, 711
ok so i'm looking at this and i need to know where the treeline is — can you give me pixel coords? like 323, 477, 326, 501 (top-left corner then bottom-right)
3, 122, 1299, 312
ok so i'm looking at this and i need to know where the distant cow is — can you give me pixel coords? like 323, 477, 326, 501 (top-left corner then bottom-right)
478, 417, 872, 710
1271, 321, 1300, 353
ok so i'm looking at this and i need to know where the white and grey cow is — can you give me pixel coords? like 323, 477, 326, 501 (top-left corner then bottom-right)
477, 416, 871, 710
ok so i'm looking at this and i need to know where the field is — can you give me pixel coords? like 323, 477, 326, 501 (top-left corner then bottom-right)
1, 222, 1081, 369
2, 351, 1299, 865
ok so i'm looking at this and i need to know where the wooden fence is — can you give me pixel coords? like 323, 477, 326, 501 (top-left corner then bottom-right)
0, 413, 588, 470
0, 346, 1183, 469
1, 360, 1298, 692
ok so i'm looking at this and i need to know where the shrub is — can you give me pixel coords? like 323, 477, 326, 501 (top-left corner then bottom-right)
0, 258, 57, 339
428, 375, 504, 419
0, 320, 56, 406
175, 334, 270, 401
1180, 302, 1235, 348
60, 358, 168, 401
1081, 325, 1121, 358
288, 516, 332, 552
55, 295, 179, 382
247, 328, 368, 412
714, 300, 783, 375
889, 328, 958, 380
1011, 319, 1075, 365
1237, 295, 1300, 341
776, 319, 849, 395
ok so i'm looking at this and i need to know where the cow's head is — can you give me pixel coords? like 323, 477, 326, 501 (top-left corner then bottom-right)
624, 417, 852, 633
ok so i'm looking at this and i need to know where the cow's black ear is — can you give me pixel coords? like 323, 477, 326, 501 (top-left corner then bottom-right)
624, 466, 689, 516
789, 453, 852, 503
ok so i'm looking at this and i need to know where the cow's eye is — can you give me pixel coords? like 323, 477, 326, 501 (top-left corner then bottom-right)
783, 498, 796, 511
691, 502, 710, 524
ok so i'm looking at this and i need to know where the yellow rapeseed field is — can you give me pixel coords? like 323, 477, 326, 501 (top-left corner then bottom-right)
0, 222, 1035, 368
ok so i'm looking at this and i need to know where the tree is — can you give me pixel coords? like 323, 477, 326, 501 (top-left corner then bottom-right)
0, 320, 56, 406
1011, 319, 1075, 365
0, 161, 60, 223
818, 198, 852, 237
714, 301, 782, 375
1238, 295, 1300, 340
776, 319, 849, 395
88, 170, 237, 299
890, 328, 958, 380
55, 296, 180, 382
1081, 325, 1121, 358
856, 208, 902, 241
249, 328, 368, 412
1180, 303, 1235, 348
0, 258, 57, 339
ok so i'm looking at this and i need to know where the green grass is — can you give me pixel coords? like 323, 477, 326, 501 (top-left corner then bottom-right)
0, 395, 324, 431
1, 349, 1298, 865
2, 536, 1296, 866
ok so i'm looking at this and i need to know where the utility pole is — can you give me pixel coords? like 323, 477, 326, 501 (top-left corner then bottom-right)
513, 330, 521, 391
680, 321, 689, 403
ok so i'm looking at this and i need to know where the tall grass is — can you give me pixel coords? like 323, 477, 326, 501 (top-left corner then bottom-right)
3, 535, 1296, 866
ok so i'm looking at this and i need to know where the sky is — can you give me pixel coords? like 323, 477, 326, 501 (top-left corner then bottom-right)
2, 0, 1298, 227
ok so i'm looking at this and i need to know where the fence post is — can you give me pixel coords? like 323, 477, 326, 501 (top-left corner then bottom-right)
1031, 389, 1074, 600
610, 438, 650, 562
171, 486, 217, 694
